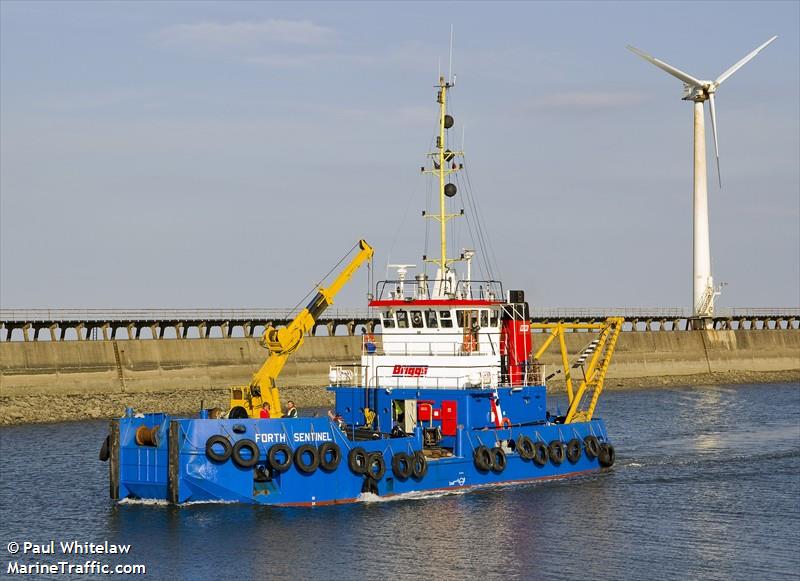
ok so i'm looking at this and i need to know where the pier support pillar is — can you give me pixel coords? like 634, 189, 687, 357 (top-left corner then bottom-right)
102, 323, 111, 341
326, 322, 336, 336
199, 323, 207, 339
49, 324, 59, 341
221, 322, 230, 338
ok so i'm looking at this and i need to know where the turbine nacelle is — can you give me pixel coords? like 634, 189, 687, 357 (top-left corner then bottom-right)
681, 82, 716, 101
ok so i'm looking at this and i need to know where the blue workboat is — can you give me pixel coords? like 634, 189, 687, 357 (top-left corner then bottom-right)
103, 75, 622, 506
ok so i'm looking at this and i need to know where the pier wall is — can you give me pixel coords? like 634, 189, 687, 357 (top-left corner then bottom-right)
1, 330, 798, 397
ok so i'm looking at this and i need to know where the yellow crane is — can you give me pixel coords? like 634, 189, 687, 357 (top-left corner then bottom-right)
228, 240, 374, 418
530, 317, 624, 424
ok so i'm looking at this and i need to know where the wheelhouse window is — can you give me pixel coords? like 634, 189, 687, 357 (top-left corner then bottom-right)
396, 310, 409, 328
456, 309, 479, 329
426, 309, 439, 328
490, 309, 499, 327
410, 310, 424, 328
382, 311, 395, 329
480, 309, 489, 328
439, 310, 453, 328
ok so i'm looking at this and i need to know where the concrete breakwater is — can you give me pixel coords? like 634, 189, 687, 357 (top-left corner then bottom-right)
1, 329, 798, 425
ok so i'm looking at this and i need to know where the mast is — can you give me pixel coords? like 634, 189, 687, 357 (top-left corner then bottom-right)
423, 76, 463, 295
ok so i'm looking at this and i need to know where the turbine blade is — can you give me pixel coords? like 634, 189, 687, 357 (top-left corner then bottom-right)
626, 45, 704, 87
708, 94, 721, 187
715, 35, 778, 85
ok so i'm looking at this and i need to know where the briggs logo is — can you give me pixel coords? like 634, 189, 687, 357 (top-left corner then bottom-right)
392, 365, 429, 377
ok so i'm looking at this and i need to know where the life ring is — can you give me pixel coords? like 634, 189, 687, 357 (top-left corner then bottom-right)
294, 444, 320, 474
566, 438, 582, 463
392, 452, 412, 480
412, 451, 428, 479
205, 435, 232, 463
268, 443, 292, 472
232, 439, 260, 468
532, 441, 549, 467
473, 446, 492, 471
598, 443, 616, 467
319, 442, 341, 471
348, 447, 369, 474
491, 447, 507, 473
584, 435, 601, 460
501, 417, 512, 429
367, 452, 386, 480
516, 435, 534, 460
548, 440, 565, 466
99, 436, 110, 462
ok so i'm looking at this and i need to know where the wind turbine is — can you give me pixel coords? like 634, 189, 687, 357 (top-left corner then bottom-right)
627, 36, 777, 323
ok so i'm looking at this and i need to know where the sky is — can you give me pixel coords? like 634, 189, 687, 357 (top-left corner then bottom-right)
1, 1, 798, 310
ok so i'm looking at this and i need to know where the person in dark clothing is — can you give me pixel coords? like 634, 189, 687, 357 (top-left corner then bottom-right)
285, 401, 298, 418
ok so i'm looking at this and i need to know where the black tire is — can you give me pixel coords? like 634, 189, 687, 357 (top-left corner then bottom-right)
412, 451, 428, 479
473, 445, 492, 471
319, 442, 341, 471
584, 435, 601, 460
268, 443, 292, 473
229, 406, 249, 419
516, 435, 534, 460
232, 439, 260, 468
491, 447, 507, 473
532, 441, 549, 467
392, 452, 412, 480
566, 438, 582, 463
205, 435, 232, 463
367, 452, 386, 480
99, 436, 110, 462
348, 447, 369, 474
598, 443, 616, 467
548, 440, 565, 466
294, 444, 320, 474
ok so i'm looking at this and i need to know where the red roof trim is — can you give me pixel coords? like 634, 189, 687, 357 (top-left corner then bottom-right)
369, 299, 501, 307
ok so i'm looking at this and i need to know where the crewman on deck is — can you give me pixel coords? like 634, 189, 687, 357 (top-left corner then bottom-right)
260, 402, 271, 419
285, 401, 298, 418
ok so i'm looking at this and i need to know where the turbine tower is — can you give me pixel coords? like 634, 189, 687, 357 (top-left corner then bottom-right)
627, 36, 777, 324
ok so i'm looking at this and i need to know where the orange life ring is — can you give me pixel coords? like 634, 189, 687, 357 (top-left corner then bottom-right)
501, 417, 512, 429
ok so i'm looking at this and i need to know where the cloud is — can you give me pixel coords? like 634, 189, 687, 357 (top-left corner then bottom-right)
159, 19, 334, 50
531, 91, 647, 111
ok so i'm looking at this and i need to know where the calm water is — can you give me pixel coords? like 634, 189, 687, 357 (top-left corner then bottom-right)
1, 383, 798, 581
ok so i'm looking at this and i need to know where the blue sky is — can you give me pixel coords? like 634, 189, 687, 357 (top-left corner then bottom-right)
1, 1, 798, 309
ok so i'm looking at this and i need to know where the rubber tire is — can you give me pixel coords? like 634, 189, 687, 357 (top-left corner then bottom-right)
516, 435, 535, 460
205, 435, 233, 463
268, 443, 293, 473
491, 447, 507, 473
548, 440, 565, 466
392, 452, 413, 480
99, 436, 110, 462
566, 439, 582, 463
232, 439, 260, 468
473, 446, 492, 471
532, 441, 549, 467
584, 435, 601, 460
319, 442, 341, 472
348, 447, 369, 475
229, 406, 249, 419
367, 452, 386, 481
294, 444, 320, 474
598, 443, 616, 467
412, 451, 428, 479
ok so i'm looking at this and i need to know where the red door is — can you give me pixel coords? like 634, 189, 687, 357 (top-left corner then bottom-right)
441, 401, 458, 436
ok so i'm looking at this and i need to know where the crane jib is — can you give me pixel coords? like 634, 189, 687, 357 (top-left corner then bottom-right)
306, 292, 330, 320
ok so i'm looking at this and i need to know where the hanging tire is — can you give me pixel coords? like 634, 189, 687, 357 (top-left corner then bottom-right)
566, 439, 582, 463
392, 452, 412, 480
268, 443, 292, 473
491, 447, 507, 473
598, 443, 616, 467
412, 451, 428, 479
516, 435, 535, 460
232, 439, 260, 468
99, 436, 110, 462
294, 444, 320, 474
319, 442, 341, 471
532, 441, 549, 467
229, 406, 249, 419
473, 445, 492, 471
584, 435, 601, 460
348, 447, 369, 474
367, 452, 386, 480
205, 435, 232, 463
548, 440, 565, 466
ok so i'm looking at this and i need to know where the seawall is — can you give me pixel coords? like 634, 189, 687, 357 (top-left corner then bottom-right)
1, 330, 798, 424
